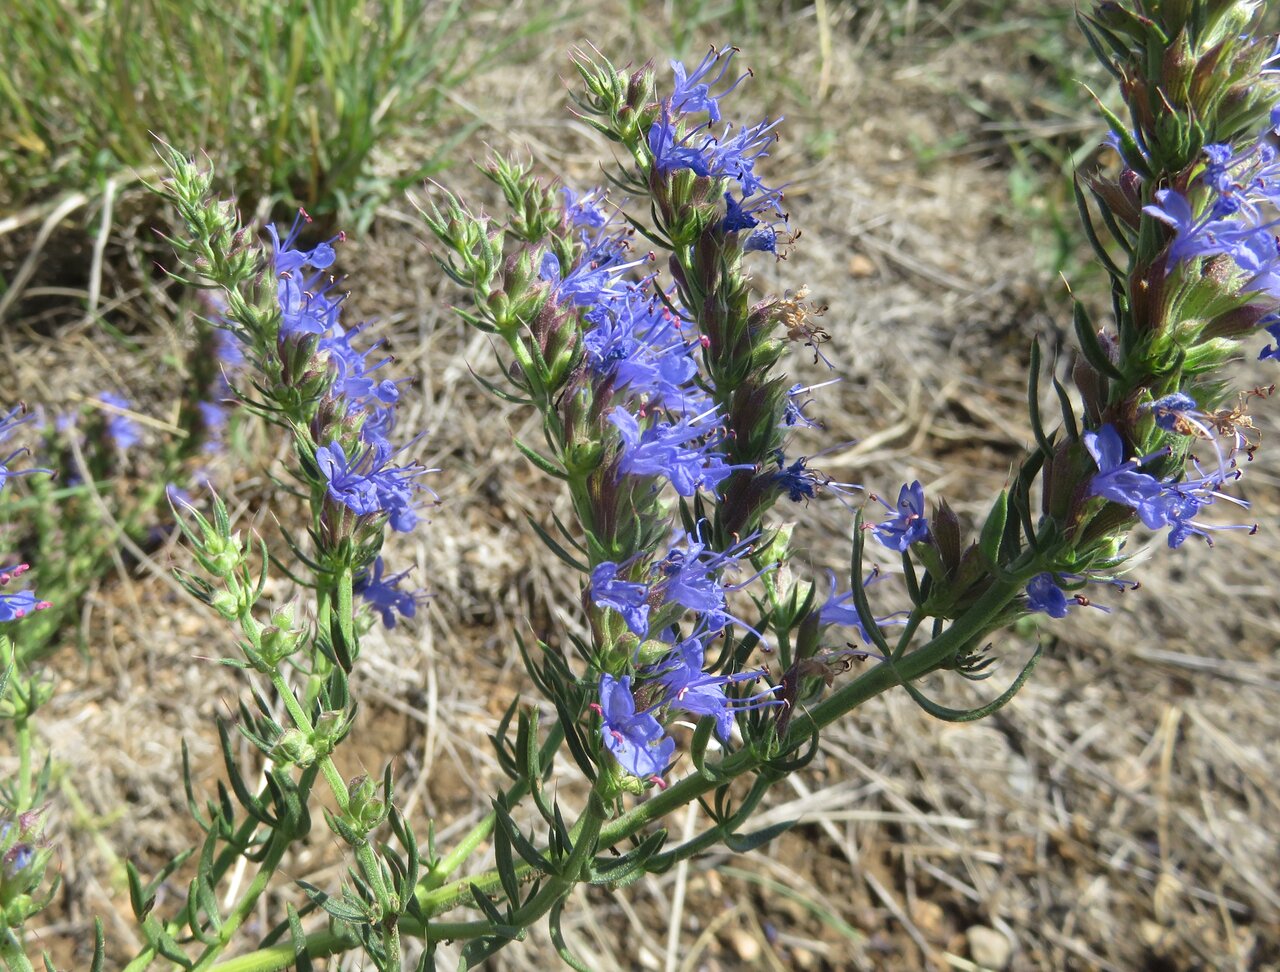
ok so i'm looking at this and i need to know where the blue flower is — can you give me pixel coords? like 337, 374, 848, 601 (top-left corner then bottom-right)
1084, 424, 1251, 548
582, 287, 705, 412
609, 406, 743, 497
647, 111, 715, 177
354, 557, 422, 628
595, 674, 674, 780
722, 192, 759, 233
743, 227, 778, 254
872, 481, 929, 551
0, 564, 48, 623
1025, 573, 1070, 618
562, 186, 609, 228
267, 210, 341, 275
669, 46, 748, 123
269, 211, 347, 339
647, 633, 776, 741
651, 531, 771, 637
1259, 311, 1280, 360
97, 393, 142, 450
1025, 571, 1132, 617
541, 235, 644, 309
782, 381, 834, 430
319, 328, 402, 411
590, 561, 651, 637
817, 569, 906, 646
315, 440, 433, 533
646, 109, 786, 222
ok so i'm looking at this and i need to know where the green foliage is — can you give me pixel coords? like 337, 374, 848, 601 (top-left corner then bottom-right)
0, 0, 496, 228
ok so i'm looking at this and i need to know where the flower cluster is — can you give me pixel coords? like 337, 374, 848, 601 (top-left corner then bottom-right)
645, 47, 788, 254
1084, 423, 1251, 548
1142, 109, 1280, 357
262, 211, 434, 545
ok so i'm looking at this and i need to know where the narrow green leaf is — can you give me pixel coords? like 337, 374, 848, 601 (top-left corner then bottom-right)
492, 801, 552, 875
286, 903, 314, 972
1072, 177, 1126, 277
978, 491, 1009, 567
847, 513, 891, 655
897, 645, 1043, 722
468, 364, 532, 405
1027, 339, 1054, 457
513, 437, 567, 480
90, 918, 106, 972
492, 815, 520, 905
525, 515, 588, 572
689, 714, 718, 781
724, 819, 796, 854
548, 898, 592, 972
126, 861, 154, 921
1052, 377, 1081, 442
297, 880, 370, 923
468, 883, 507, 925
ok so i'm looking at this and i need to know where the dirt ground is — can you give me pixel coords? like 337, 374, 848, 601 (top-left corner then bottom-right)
3, 1, 1279, 970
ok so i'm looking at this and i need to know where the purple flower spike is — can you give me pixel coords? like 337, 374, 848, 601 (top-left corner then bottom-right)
872, 481, 929, 551
595, 675, 674, 781
609, 406, 744, 497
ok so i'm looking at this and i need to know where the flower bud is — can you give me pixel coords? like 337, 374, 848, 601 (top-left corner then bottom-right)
346, 775, 387, 831
258, 613, 303, 668
210, 589, 241, 620
272, 729, 317, 768
313, 709, 348, 748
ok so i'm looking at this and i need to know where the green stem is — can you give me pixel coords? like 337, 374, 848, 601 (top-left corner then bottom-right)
14, 717, 32, 809
269, 671, 349, 814
208, 930, 353, 972
0, 929, 34, 972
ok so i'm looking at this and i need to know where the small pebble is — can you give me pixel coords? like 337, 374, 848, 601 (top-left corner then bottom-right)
966, 925, 1013, 971
725, 928, 760, 963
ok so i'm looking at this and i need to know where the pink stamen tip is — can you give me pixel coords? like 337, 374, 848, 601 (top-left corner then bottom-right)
35, 601, 51, 611
588, 702, 603, 716
648, 775, 669, 790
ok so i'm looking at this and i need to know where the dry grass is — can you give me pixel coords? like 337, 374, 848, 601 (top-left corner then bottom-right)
2, 1, 1279, 970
